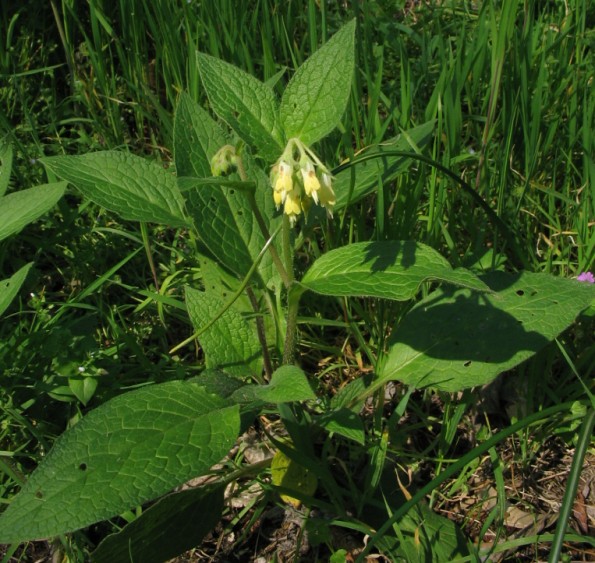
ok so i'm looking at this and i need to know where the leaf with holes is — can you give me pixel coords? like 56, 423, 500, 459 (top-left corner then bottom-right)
378, 271, 595, 391
0, 382, 239, 543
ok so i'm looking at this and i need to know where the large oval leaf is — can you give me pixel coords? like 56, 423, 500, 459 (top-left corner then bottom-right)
300, 241, 490, 300
0, 382, 239, 542
378, 271, 595, 391
280, 19, 356, 145
197, 53, 284, 161
42, 152, 189, 227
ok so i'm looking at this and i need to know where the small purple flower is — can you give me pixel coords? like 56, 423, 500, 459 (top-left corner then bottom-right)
577, 271, 595, 283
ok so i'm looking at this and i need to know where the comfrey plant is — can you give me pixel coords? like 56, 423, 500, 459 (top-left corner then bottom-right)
0, 20, 594, 561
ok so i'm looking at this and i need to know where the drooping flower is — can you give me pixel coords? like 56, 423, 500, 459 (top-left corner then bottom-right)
577, 271, 594, 283
275, 161, 293, 193
318, 172, 336, 214
283, 189, 302, 225
271, 160, 294, 210
270, 138, 336, 224
300, 160, 321, 203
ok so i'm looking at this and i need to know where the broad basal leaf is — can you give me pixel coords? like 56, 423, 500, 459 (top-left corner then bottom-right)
0, 382, 240, 543
378, 271, 595, 392
185, 286, 262, 378
92, 485, 225, 563
42, 152, 189, 227
300, 241, 490, 300
333, 121, 435, 211
0, 182, 66, 241
197, 53, 284, 160
174, 92, 229, 178
0, 262, 34, 318
280, 19, 356, 145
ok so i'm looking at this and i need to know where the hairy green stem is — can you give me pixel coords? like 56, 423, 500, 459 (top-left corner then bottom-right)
282, 288, 301, 365
236, 152, 298, 364
280, 214, 300, 364
234, 158, 291, 288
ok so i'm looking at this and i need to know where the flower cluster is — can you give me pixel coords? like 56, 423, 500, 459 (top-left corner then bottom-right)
577, 271, 594, 284
270, 138, 336, 225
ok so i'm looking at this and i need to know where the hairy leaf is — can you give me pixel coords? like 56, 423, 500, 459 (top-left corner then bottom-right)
231, 365, 316, 404
301, 241, 490, 300
42, 152, 189, 227
379, 271, 595, 391
0, 382, 239, 542
280, 19, 356, 145
197, 53, 284, 160
174, 92, 229, 178
185, 286, 262, 378
176, 95, 282, 286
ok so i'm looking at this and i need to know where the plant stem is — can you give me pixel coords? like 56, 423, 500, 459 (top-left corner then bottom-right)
247, 286, 273, 380
282, 287, 301, 365
280, 213, 300, 364
235, 153, 299, 365
282, 214, 294, 283
235, 155, 291, 288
